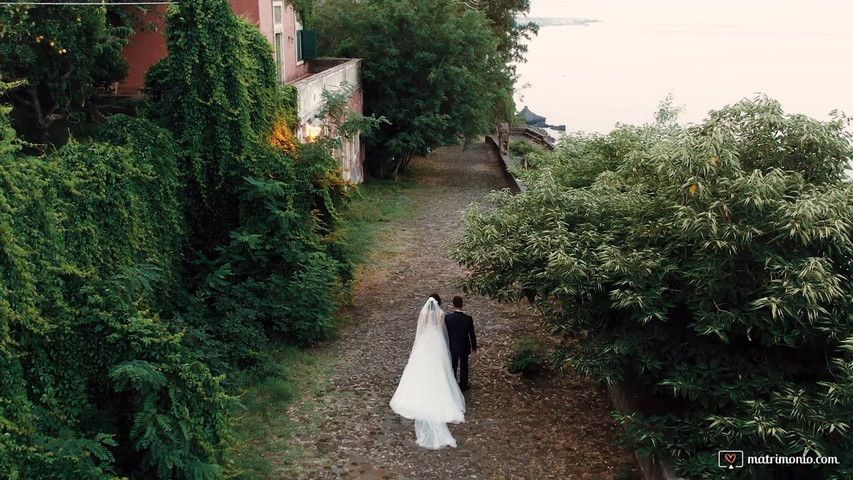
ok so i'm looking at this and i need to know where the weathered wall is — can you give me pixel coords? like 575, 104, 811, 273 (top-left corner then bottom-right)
119, 0, 279, 94
291, 59, 364, 183
291, 59, 361, 124
282, 3, 309, 83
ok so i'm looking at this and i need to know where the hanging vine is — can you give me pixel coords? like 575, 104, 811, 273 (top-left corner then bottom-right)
289, 0, 314, 28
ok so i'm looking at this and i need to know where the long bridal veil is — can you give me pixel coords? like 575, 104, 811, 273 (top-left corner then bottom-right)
390, 298, 465, 449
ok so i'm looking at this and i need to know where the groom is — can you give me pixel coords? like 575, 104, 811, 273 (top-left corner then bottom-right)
445, 296, 477, 391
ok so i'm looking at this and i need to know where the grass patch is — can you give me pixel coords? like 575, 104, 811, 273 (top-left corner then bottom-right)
225, 181, 411, 479
339, 179, 413, 263
225, 347, 334, 480
508, 338, 544, 378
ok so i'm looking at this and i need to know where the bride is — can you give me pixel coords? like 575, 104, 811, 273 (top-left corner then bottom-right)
390, 295, 466, 449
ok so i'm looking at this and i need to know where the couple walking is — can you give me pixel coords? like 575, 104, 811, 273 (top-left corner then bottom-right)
389, 294, 478, 449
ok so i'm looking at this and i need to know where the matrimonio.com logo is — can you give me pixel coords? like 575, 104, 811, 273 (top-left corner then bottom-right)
718, 450, 744, 469
718, 450, 840, 469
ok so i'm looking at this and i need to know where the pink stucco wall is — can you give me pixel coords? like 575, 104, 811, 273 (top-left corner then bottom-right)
282, 3, 309, 83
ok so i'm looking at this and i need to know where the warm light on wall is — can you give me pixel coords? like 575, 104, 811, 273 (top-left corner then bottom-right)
304, 119, 323, 142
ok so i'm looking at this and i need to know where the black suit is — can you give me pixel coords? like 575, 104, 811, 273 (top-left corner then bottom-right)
445, 310, 477, 389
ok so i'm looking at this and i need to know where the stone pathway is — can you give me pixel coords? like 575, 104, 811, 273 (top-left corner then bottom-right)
285, 142, 640, 479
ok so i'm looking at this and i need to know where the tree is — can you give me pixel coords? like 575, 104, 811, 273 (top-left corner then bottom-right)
0, 3, 134, 143
316, 0, 507, 178
466, 0, 538, 65
452, 96, 853, 478
146, 0, 283, 255
147, 0, 355, 353
467, 0, 538, 129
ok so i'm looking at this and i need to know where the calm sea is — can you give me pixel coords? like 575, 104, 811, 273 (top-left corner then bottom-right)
515, 0, 853, 135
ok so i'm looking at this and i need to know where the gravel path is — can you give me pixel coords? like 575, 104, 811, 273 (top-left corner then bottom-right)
286, 141, 639, 479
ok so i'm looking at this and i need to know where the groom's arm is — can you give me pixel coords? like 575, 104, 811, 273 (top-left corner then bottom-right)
468, 317, 477, 352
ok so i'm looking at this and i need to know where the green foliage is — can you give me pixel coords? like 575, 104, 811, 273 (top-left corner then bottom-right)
508, 139, 546, 169
198, 145, 350, 350
0, 109, 230, 478
2, 2, 358, 477
289, 0, 315, 28
146, 0, 276, 254
473, 0, 538, 65
316, 0, 509, 178
453, 96, 853, 478
508, 338, 543, 378
281, 84, 299, 130
508, 139, 543, 158
147, 0, 352, 357
318, 82, 389, 146
0, 3, 135, 142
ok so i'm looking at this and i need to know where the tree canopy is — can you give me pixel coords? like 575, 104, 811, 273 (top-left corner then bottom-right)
453, 96, 853, 478
316, 0, 528, 178
0, 3, 134, 142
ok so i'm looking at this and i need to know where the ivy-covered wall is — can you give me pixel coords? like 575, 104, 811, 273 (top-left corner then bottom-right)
0, 0, 354, 476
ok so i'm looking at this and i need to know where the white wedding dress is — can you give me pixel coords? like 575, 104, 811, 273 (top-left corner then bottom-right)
390, 298, 466, 449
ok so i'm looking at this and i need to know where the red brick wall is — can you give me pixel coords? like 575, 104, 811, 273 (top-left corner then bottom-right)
230, 0, 260, 22
118, 0, 272, 95
117, 6, 168, 95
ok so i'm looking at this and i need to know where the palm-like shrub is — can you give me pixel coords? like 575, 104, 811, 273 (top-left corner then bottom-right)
452, 97, 853, 478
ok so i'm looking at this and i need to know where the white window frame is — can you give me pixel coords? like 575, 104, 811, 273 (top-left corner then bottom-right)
294, 9, 304, 66
272, 1, 285, 81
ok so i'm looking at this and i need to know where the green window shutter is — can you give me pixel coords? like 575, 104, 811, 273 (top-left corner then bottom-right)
302, 29, 318, 60
296, 30, 303, 61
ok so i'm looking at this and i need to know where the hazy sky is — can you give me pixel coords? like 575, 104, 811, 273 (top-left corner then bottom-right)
527, 0, 853, 32
518, 0, 853, 133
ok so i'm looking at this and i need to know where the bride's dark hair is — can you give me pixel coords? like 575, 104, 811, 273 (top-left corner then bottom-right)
429, 293, 442, 305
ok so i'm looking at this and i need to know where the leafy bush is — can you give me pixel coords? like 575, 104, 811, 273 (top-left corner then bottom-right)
508, 338, 543, 378
198, 142, 351, 350
508, 139, 544, 158
0, 111, 230, 478
453, 96, 853, 479
146, 0, 353, 360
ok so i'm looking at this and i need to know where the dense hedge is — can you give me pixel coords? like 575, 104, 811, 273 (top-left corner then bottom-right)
1, 0, 354, 476
1, 110, 230, 478
453, 97, 853, 479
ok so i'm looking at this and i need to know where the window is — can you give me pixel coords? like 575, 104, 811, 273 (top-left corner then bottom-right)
275, 33, 283, 68
272, 1, 284, 80
294, 10, 304, 65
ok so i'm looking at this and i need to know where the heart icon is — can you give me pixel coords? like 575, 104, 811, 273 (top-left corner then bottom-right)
725, 453, 737, 464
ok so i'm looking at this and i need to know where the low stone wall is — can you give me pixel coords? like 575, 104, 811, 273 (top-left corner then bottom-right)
485, 135, 525, 193
608, 383, 685, 480
508, 126, 557, 150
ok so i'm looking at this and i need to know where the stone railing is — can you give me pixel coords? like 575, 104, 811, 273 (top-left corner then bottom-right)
508, 126, 556, 151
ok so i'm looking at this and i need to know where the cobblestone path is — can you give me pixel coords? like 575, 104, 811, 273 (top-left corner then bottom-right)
284, 142, 639, 479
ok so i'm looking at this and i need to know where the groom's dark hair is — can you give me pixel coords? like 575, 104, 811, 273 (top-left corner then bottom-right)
452, 296, 463, 308
430, 293, 442, 305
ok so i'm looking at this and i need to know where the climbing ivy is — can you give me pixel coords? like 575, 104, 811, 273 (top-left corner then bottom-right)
289, 0, 315, 28
0, 110, 230, 478
147, 0, 353, 358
